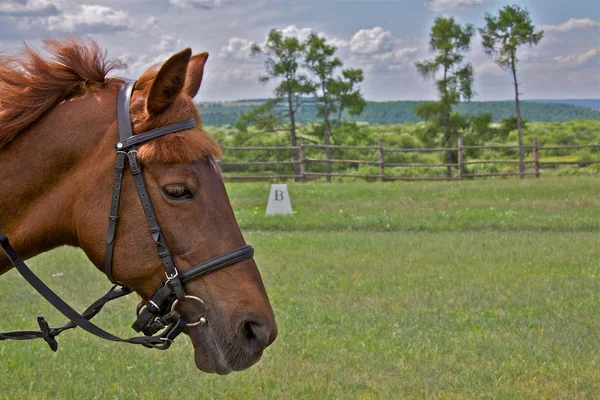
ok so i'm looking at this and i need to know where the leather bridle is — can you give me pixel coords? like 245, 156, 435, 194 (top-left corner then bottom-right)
0, 80, 254, 351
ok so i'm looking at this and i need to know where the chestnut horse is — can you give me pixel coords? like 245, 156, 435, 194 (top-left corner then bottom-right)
0, 38, 277, 374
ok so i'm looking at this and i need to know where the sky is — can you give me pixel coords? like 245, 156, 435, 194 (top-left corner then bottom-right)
0, 0, 598, 102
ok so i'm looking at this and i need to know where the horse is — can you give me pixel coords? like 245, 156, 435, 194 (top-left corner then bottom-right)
0, 38, 277, 374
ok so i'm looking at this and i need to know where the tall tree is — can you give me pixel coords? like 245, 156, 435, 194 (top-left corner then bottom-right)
304, 33, 342, 181
479, 5, 543, 178
251, 29, 314, 180
330, 68, 366, 127
414, 17, 475, 177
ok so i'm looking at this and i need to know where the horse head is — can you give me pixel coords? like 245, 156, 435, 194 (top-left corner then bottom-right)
0, 39, 277, 374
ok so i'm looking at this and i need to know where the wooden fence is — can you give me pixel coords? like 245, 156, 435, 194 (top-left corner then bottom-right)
218, 138, 600, 182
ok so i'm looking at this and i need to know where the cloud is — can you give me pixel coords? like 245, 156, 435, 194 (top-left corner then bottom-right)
3, 1, 133, 33
219, 37, 255, 60
0, 0, 59, 17
221, 25, 426, 76
280, 25, 313, 42
342, 28, 425, 72
553, 48, 600, 66
540, 18, 600, 33
168, 0, 231, 10
219, 25, 314, 61
119, 33, 188, 76
42, 4, 131, 32
426, 0, 484, 12
348, 27, 395, 55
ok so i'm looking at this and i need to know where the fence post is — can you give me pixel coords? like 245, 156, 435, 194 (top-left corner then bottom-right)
216, 140, 224, 174
326, 145, 332, 183
533, 137, 540, 179
299, 138, 306, 183
378, 140, 385, 182
457, 138, 463, 180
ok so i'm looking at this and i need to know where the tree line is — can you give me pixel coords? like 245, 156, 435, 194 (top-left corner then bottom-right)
200, 100, 600, 126
238, 5, 547, 179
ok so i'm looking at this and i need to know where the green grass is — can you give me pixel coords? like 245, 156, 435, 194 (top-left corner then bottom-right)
228, 177, 600, 232
1, 178, 600, 399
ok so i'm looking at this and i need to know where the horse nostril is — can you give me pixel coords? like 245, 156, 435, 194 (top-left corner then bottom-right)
239, 316, 273, 355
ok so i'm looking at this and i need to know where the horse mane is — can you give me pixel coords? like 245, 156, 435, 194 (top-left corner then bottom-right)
0, 37, 221, 163
0, 37, 125, 149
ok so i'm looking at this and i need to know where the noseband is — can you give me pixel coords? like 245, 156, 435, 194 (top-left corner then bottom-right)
0, 80, 254, 351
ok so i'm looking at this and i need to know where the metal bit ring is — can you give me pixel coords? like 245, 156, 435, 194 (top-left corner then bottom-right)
171, 295, 207, 327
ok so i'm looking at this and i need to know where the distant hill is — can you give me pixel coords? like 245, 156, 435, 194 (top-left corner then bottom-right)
198, 98, 600, 126
523, 99, 600, 111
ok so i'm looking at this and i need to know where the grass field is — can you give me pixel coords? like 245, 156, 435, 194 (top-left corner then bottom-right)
1, 177, 599, 399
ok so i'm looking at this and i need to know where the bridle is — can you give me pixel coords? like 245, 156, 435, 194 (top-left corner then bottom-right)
0, 80, 254, 351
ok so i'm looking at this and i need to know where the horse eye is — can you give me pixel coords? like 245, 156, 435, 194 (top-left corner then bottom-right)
164, 185, 192, 200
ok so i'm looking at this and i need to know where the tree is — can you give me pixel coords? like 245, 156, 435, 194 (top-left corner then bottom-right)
414, 17, 475, 177
479, 5, 543, 178
304, 33, 343, 181
330, 68, 366, 127
251, 29, 314, 180
235, 99, 280, 133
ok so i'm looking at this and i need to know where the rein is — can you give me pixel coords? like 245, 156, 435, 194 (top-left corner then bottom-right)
0, 80, 254, 351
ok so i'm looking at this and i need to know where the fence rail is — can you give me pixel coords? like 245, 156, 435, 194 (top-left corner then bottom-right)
217, 137, 600, 182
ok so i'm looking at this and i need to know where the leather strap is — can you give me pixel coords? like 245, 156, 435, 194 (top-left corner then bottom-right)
181, 245, 254, 285
104, 80, 135, 284
104, 151, 127, 284
116, 119, 196, 150
0, 233, 183, 351
117, 80, 135, 141
126, 150, 186, 300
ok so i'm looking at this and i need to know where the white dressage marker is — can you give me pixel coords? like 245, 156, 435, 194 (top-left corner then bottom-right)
266, 184, 293, 216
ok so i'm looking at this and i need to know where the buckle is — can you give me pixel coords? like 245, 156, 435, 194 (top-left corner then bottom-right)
148, 300, 160, 313
165, 269, 178, 281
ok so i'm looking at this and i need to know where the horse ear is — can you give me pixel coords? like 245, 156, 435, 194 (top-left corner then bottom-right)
146, 48, 192, 115
184, 52, 209, 98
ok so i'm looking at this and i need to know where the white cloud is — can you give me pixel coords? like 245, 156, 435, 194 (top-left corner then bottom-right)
43, 4, 131, 32
221, 25, 316, 61
0, 0, 59, 17
280, 25, 313, 42
118, 34, 189, 77
219, 37, 255, 60
540, 18, 600, 33
553, 48, 600, 66
211, 66, 261, 86
150, 33, 184, 54
168, 0, 231, 9
426, 0, 484, 12
6, 1, 132, 33
474, 60, 504, 76
222, 25, 426, 76
349, 27, 394, 55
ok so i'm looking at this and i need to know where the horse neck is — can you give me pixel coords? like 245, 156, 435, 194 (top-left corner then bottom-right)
0, 89, 118, 272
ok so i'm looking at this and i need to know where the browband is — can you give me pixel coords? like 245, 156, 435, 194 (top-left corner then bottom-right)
116, 119, 196, 150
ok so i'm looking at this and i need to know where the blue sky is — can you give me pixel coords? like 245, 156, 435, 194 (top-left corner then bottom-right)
0, 0, 598, 102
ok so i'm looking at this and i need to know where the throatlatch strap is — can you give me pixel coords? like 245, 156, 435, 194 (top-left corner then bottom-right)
104, 80, 135, 284
104, 151, 127, 284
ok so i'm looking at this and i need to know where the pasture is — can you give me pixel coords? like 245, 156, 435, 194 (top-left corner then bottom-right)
1, 177, 599, 399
